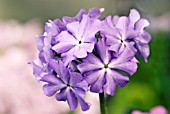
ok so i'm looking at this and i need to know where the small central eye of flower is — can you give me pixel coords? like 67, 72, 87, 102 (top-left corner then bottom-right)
104, 64, 109, 68
120, 39, 124, 43
66, 84, 71, 87
78, 40, 82, 44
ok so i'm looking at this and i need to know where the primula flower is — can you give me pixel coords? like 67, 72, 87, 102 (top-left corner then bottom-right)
101, 15, 137, 57
41, 59, 90, 111
128, 9, 151, 62
37, 19, 66, 63
77, 39, 138, 95
101, 9, 151, 62
52, 15, 101, 66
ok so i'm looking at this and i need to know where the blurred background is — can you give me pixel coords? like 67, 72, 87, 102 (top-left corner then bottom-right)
0, 0, 169, 114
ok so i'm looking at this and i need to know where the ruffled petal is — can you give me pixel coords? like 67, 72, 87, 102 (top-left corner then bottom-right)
135, 19, 150, 32
73, 46, 87, 58
103, 70, 116, 96
62, 9, 86, 23
52, 31, 77, 53
67, 21, 80, 38
115, 16, 129, 38
40, 74, 64, 85
77, 63, 102, 74
88, 8, 101, 19
110, 46, 136, 64
85, 69, 105, 85
90, 72, 106, 93
72, 80, 88, 91
111, 62, 137, 75
105, 34, 120, 46
81, 42, 95, 53
49, 59, 69, 83
135, 31, 151, 44
96, 39, 111, 64
129, 9, 140, 28
135, 41, 150, 62
101, 16, 120, 37
42, 84, 65, 97
82, 15, 101, 42
111, 70, 129, 88
82, 53, 103, 65
72, 88, 90, 111
69, 72, 83, 84
56, 88, 67, 101
67, 89, 78, 111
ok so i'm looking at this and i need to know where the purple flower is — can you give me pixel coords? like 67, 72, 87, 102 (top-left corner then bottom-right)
62, 8, 104, 24
101, 9, 151, 62
77, 39, 138, 95
52, 15, 101, 66
41, 59, 90, 111
101, 15, 137, 57
129, 9, 151, 62
37, 19, 66, 63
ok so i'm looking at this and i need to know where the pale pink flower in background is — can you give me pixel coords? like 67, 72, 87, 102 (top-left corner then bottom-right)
131, 105, 168, 114
0, 20, 41, 56
149, 12, 170, 32
0, 20, 69, 114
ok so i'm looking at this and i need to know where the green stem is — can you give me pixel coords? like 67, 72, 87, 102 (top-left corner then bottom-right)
99, 92, 107, 114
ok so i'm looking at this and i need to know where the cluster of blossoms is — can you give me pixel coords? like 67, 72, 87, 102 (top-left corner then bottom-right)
30, 8, 151, 111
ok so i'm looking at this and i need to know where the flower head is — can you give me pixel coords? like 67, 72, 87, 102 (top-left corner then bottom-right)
30, 8, 151, 112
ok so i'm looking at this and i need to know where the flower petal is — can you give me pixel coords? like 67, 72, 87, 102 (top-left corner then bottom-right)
77, 62, 102, 74
135, 41, 150, 62
115, 16, 129, 37
111, 70, 129, 88
103, 70, 116, 96
110, 46, 136, 64
73, 46, 87, 58
62, 9, 86, 23
82, 42, 95, 53
88, 8, 101, 19
72, 80, 88, 91
90, 73, 106, 93
49, 59, 69, 83
101, 16, 120, 37
40, 74, 64, 84
69, 72, 83, 84
112, 62, 137, 75
82, 53, 103, 65
73, 88, 90, 111
52, 31, 77, 53
67, 21, 80, 38
42, 84, 65, 97
135, 19, 150, 32
82, 15, 101, 42
67, 89, 78, 111
96, 39, 111, 64
85, 69, 105, 85
56, 88, 67, 101
135, 31, 151, 44
129, 9, 140, 28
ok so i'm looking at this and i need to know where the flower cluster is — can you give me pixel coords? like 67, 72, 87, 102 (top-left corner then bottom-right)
30, 8, 151, 111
